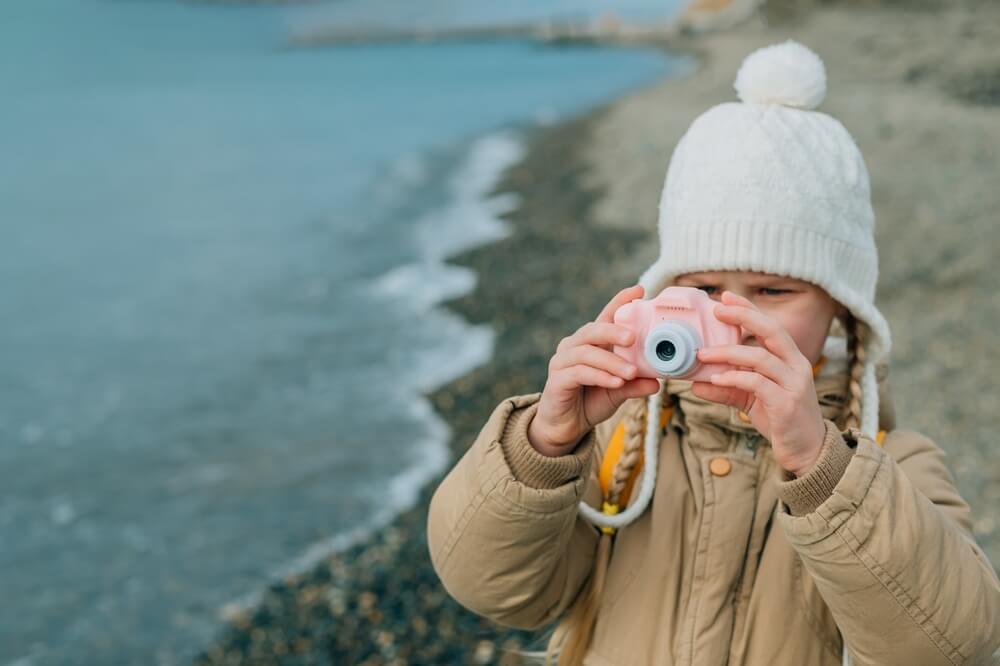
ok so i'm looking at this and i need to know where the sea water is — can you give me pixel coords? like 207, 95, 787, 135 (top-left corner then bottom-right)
0, 0, 690, 661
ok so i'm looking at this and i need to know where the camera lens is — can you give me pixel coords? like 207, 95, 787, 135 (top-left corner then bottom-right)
656, 340, 676, 362
643, 321, 702, 378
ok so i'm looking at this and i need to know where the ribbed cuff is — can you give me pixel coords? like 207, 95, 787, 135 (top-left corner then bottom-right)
499, 401, 597, 490
776, 419, 857, 516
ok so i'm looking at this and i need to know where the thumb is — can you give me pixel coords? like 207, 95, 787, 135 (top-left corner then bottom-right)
607, 378, 661, 407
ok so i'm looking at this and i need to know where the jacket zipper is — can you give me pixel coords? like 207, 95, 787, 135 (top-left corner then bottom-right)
730, 432, 765, 664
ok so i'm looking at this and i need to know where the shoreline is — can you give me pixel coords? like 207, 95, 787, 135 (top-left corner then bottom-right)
196, 1, 1000, 662
195, 39, 686, 666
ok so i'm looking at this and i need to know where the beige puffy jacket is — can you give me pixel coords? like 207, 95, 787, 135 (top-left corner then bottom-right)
427, 343, 1000, 665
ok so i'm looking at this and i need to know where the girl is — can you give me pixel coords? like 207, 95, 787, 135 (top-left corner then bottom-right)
427, 40, 1000, 665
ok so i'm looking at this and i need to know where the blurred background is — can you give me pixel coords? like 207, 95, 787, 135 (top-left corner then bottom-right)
1, 0, 996, 664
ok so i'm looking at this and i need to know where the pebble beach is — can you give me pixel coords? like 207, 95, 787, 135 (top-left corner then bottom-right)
195, 0, 1000, 663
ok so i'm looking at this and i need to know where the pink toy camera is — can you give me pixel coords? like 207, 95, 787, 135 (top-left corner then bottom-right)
612, 286, 741, 381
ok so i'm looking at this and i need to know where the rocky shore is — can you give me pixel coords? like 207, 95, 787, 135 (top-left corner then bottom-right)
195, 0, 1000, 663
193, 96, 644, 666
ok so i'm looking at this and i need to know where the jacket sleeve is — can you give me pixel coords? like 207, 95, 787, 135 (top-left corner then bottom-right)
776, 425, 1000, 665
426, 392, 623, 630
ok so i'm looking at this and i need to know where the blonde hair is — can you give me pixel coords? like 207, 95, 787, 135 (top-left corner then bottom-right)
842, 311, 868, 431
512, 314, 870, 666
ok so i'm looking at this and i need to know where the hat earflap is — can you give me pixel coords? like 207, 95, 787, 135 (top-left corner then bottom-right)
860, 351, 880, 439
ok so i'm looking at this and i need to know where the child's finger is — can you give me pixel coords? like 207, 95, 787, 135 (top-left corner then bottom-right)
697, 344, 794, 388
690, 380, 750, 409
557, 322, 633, 354
709, 370, 778, 412
713, 304, 802, 367
610, 377, 662, 401
595, 285, 644, 325
721, 290, 758, 309
551, 345, 637, 380
552, 365, 625, 392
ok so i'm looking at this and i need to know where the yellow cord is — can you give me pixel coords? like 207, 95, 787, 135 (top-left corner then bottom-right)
600, 502, 620, 535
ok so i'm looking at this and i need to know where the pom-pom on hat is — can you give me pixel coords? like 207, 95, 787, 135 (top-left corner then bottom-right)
734, 39, 827, 109
637, 38, 890, 438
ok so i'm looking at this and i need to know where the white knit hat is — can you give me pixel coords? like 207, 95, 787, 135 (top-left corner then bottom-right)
638, 38, 891, 438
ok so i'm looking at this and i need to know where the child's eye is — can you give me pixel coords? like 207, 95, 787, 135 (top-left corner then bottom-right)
760, 288, 788, 296
696, 286, 717, 295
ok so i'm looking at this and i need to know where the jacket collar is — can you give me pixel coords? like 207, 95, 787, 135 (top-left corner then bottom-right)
665, 335, 895, 446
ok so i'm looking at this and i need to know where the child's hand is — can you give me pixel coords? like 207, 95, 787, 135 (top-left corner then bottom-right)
691, 290, 826, 477
528, 285, 662, 457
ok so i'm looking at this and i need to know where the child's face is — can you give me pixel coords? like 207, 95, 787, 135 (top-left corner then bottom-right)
673, 270, 846, 366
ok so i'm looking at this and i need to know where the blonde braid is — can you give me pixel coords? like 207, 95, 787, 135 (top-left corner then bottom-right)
607, 399, 647, 507
540, 391, 657, 666
843, 313, 867, 431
